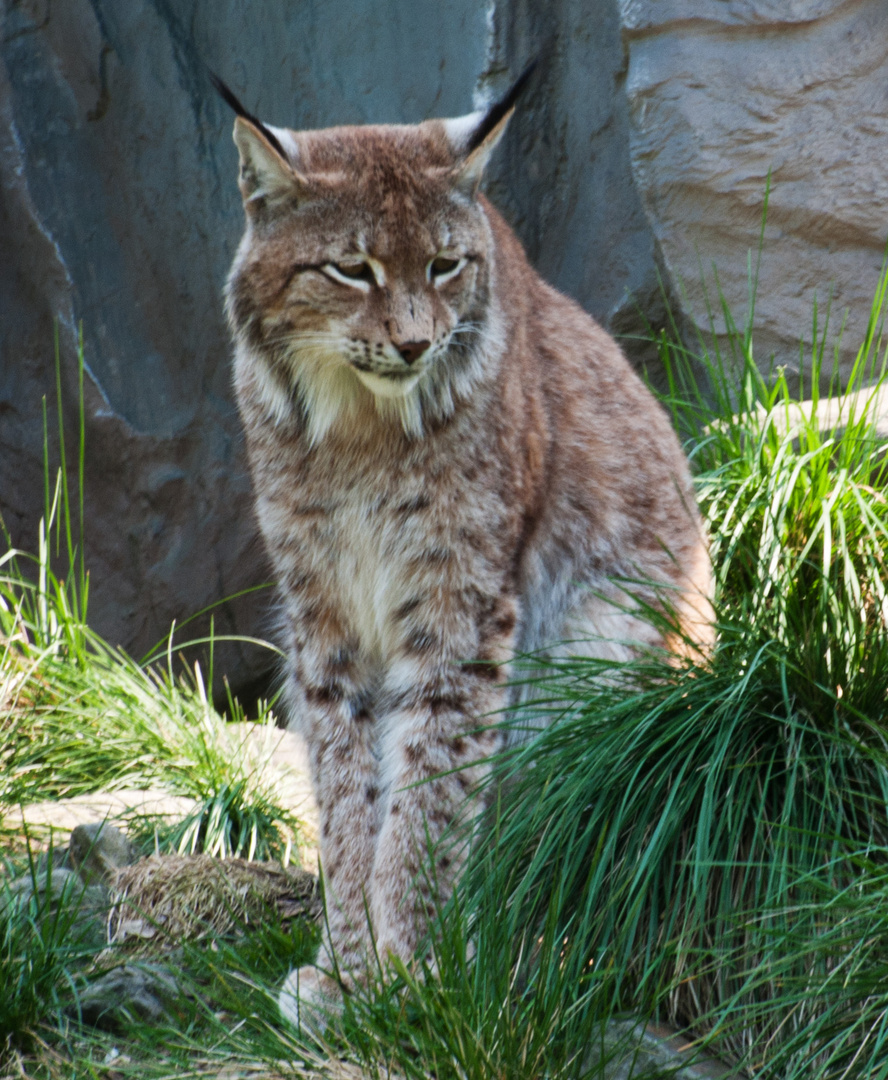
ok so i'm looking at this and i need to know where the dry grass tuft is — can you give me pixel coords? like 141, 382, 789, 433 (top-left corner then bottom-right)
109, 854, 319, 949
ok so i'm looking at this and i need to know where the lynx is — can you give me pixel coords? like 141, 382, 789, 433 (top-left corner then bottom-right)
215, 67, 713, 1025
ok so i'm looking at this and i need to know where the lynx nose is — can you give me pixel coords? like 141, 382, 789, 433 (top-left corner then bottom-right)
395, 339, 431, 366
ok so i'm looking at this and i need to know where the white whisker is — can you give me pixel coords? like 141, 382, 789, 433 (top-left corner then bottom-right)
239, 316, 495, 441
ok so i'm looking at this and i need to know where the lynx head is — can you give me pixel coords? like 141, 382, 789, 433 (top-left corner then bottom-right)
218, 66, 534, 442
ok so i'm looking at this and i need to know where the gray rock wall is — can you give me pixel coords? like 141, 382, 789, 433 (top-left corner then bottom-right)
622, 0, 888, 385
1, 0, 885, 690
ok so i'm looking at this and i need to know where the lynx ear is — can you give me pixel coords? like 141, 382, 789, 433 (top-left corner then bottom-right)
209, 72, 304, 206
233, 117, 301, 204
446, 59, 538, 194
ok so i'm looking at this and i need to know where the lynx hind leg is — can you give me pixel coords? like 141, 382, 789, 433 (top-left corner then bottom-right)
509, 579, 708, 739
668, 537, 717, 659
557, 571, 714, 669
513, 589, 654, 721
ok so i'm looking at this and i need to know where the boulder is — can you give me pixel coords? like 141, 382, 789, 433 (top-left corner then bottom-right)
74, 962, 185, 1029
621, 0, 888, 388
0, 867, 108, 949
591, 1018, 737, 1079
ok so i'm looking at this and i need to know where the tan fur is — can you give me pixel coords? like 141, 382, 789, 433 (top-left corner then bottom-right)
222, 98, 713, 1025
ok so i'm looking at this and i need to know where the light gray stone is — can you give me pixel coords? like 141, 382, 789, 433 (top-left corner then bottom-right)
591, 1019, 738, 1079
1, 867, 108, 948
1, 866, 78, 917
35, 844, 72, 876
621, 0, 888, 390
766, 386, 888, 443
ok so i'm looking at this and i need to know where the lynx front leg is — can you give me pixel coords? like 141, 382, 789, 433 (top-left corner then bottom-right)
305, 692, 380, 972
369, 596, 517, 964
278, 641, 380, 1026
370, 695, 503, 963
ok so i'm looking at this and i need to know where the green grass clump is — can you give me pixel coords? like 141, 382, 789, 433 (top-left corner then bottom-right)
1, 546, 300, 862
0, 342, 301, 864
0, 852, 103, 1057
670, 242, 888, 710
721, 855, 888, 1077
449, 254, 888, 1074
333, 888, 600, 1080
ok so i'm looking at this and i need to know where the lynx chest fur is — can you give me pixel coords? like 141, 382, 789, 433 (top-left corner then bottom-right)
217, 69, 713, 1021
240, 378, 523, 675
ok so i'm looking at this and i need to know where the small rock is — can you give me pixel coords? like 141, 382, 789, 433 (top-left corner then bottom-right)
69, 823, 139, 887
1, 867, 78, 915
589, 1019, 738, 1079
73, 963, 185, 1029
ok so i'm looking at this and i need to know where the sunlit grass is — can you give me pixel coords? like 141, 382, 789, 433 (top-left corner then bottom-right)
0, 342, 301, 863
447, 246, 888, 1074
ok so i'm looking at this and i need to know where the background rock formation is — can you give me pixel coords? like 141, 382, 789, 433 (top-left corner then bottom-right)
622, 0, 888, 383
1, 0, 885, 693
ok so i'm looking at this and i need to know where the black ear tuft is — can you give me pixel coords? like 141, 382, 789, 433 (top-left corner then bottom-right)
466, 58, 538, 154
208, 70, 289, 162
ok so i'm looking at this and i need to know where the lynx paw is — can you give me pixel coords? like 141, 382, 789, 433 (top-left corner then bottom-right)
278, 964, 343, 1033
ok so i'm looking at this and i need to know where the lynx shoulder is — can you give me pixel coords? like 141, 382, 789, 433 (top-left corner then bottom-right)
217, 68, 713, 1023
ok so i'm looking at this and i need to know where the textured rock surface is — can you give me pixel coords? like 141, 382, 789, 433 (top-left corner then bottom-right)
0, 0, 658, 690
74, 962, 185, 1029
593, 1019, 736, 1078
0, 867, 109, 948
622, 0, 888, 386
485, 0, 664, 345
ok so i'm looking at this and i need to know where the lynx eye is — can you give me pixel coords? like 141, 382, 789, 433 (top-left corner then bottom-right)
337, 262, 373, 279
428, 255, 464, 283
323, 261, 377, 289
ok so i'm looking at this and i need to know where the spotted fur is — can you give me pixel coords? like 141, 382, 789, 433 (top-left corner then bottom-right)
220, 77, 714, 1024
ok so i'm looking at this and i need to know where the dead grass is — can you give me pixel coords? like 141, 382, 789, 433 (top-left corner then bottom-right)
109, 854, 319, 952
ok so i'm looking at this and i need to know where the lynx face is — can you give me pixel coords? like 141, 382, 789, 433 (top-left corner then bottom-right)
226, 117, 507, 441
